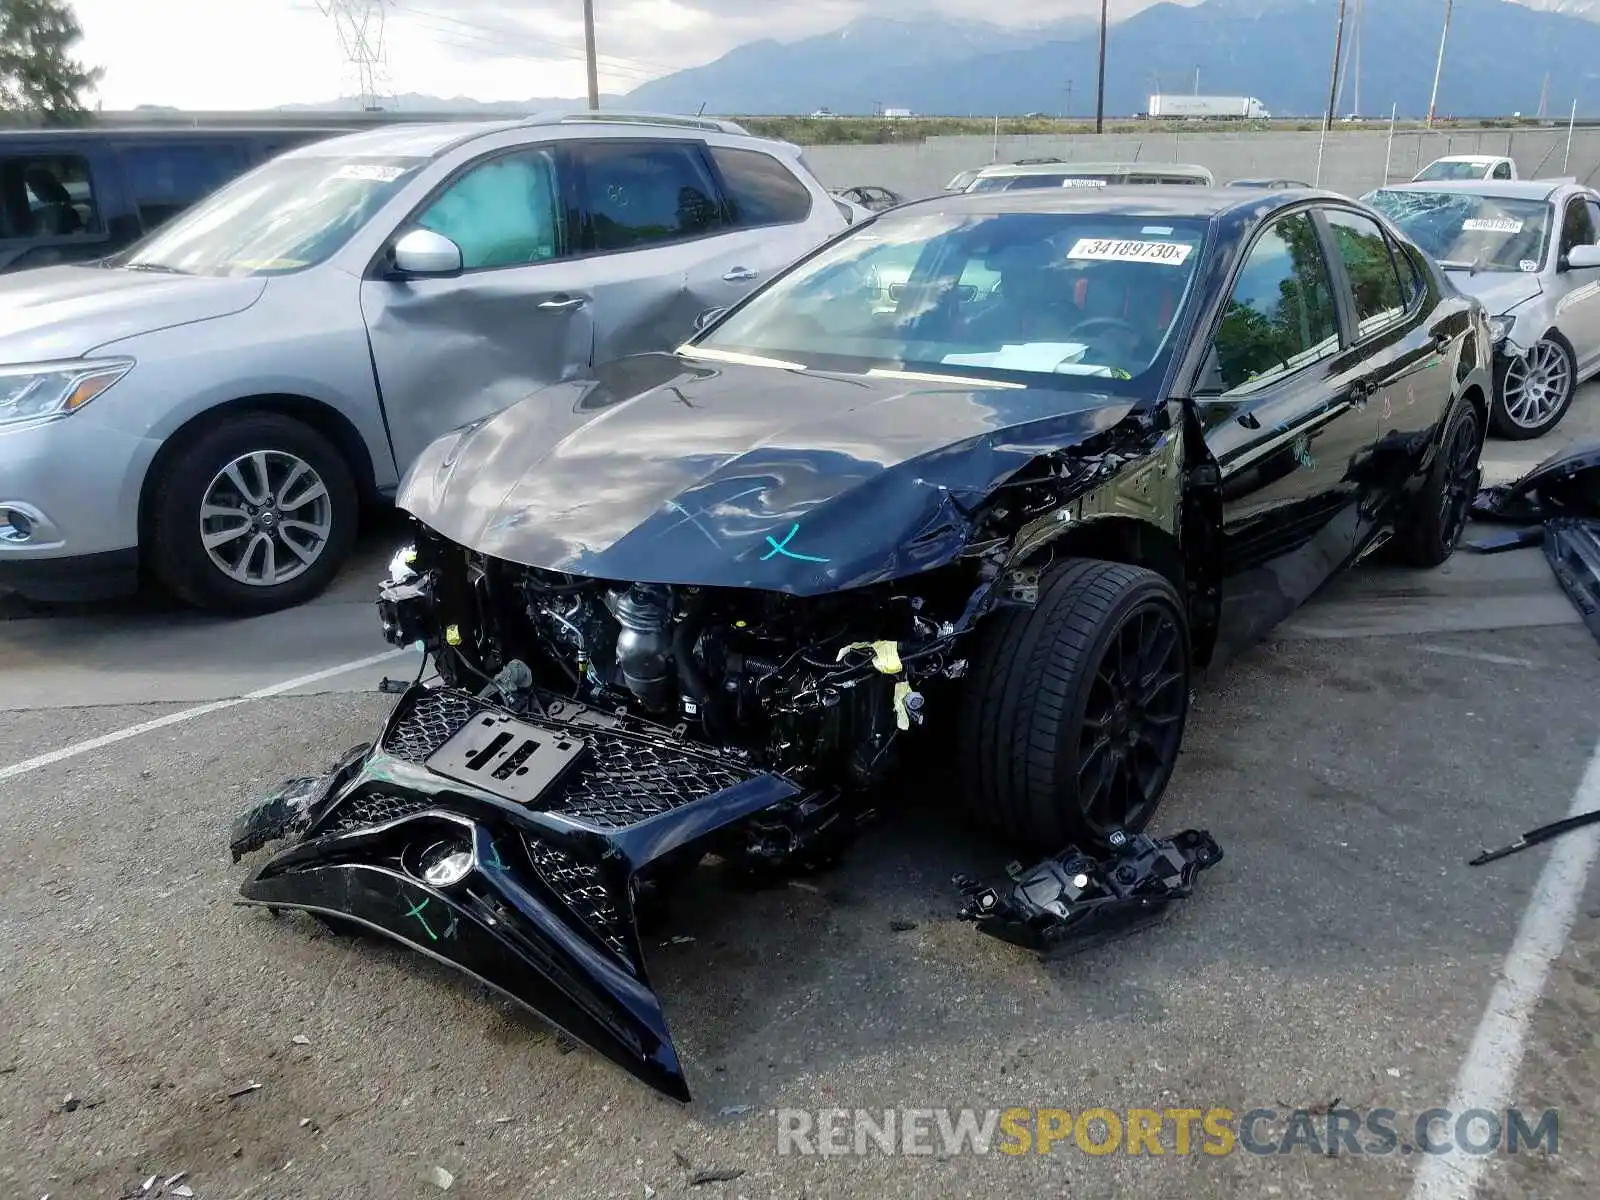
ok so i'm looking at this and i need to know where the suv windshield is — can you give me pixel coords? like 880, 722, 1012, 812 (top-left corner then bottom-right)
690, 211, 1208, 387
1365, 188, 1551, 272
1414, 160, 1493, 181
111, 153, 427, 277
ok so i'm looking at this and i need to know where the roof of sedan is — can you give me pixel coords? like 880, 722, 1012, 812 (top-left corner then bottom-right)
1372, 179, 1575, 201
885, 184, 1347, 220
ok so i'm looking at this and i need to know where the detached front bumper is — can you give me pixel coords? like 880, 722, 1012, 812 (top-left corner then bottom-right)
231, 684, 802, 1101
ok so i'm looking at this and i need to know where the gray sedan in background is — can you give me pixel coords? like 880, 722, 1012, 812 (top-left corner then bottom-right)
1365, 178, 1600, 438
0, 112, 852, 613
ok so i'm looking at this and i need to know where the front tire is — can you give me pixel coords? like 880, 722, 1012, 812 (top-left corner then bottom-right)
956, 560, 1191, 850
1493, 336, 1576, 439
147, 413, 358, 615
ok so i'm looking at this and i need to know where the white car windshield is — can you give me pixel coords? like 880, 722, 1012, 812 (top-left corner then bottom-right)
112, 153, 427, 277
1365, 189, 1551, 272
1414, 160, 1494, 181
690, 211, 1208, 388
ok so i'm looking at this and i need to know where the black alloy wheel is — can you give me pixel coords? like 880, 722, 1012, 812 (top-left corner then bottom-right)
1074, 600, 1188, 840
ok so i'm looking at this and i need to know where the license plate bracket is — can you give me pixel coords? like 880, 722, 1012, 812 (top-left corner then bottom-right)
426, 712, 588, 804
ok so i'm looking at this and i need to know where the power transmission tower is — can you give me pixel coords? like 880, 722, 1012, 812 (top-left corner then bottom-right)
318, 0, 391, 111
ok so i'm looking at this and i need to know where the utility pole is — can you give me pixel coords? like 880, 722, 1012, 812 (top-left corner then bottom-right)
1194, 64, 1200, 95
1323, 0, 1346, 133
1094, 0, 1108, 133
582, 0, 600, 111
1538, 71, 1550, 120
1426, 0, 1453, 129
1064, 79, 1073, 118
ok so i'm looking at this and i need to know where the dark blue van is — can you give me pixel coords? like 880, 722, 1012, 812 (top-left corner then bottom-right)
0, 125, 356, 272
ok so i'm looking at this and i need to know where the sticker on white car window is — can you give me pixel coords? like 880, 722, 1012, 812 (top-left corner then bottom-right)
1066, 237, 1194, 266
334, 163, 407, 183
1462, 217, 1523, 234
1060, 178, 1108, 187
1520, 259, 1539, 272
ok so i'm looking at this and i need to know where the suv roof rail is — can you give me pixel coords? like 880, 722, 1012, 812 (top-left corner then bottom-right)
521, 109, 751, 136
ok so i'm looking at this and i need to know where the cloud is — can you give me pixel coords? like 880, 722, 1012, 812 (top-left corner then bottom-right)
71, 0, 1181, 109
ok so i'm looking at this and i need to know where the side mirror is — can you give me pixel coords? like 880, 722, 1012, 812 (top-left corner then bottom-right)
1564, 243, 1600, 270
693, 307, 727, 332
391, 228, 463, 277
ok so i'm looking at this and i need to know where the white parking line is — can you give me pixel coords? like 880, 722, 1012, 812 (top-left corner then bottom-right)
1407, 738, 1600, 1200
0, 648, 411, 785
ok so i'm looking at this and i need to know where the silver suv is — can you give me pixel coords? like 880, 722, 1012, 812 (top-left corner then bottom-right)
0, 112, 852, 612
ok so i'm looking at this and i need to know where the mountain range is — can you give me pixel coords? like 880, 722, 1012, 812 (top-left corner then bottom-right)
617, 0, 1600, 118
277, 0, 1600, 120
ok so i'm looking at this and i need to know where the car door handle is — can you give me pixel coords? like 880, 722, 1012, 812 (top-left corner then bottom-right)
537, 295, 585, 312
722, 266, 759, 283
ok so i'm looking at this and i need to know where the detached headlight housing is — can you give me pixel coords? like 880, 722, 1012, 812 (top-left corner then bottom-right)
1488, 315, 1514, 347
0, 357, 134, 427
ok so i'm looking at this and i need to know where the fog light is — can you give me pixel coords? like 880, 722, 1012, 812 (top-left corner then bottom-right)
0, 507, 33, 543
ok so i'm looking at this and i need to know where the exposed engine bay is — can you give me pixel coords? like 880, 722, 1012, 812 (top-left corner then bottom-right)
227, 404, 1223, 1101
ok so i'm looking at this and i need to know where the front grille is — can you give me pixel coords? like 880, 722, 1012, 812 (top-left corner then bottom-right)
381, 688, 753, 828
324, 790, 431, 833
384, 690, 480, 762
523, 837, 628, 958
560, 736, 749, 828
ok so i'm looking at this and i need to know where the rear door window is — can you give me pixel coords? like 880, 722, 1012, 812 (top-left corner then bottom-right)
118, 142, 245, 230
1, 153, 101, 239
571, 139, 727, 252
1324, 208, 1407, 336
707, 145, 812, 227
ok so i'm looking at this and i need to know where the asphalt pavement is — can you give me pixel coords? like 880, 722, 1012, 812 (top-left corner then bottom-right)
2, 400, 1599, 1200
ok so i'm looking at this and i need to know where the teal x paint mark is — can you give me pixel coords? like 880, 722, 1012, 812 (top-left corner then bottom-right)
404, 896, 439, 941
761, 524, 830, 564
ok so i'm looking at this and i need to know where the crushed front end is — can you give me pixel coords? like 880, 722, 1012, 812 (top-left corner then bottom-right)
231, 682, 802, 1101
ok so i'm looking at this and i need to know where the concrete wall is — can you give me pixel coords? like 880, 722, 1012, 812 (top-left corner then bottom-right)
803, 127, 1600, 199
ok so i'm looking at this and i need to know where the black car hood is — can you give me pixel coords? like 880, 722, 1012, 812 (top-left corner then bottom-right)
397, 353, 1139, 594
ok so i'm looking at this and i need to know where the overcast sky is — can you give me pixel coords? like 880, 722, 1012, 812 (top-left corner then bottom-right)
72, 0, 1189, 109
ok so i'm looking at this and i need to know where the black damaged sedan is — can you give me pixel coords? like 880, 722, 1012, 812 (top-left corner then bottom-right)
230, 186, 1492, 1100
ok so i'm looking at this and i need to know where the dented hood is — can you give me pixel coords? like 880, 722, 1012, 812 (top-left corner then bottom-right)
397, 352, 1139, 594
1445, 269, 1542, 315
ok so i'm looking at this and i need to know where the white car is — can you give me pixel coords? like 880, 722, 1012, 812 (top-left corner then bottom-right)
1413, 155, 1518, 183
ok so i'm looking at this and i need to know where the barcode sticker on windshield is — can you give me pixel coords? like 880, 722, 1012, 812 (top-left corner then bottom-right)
1067, 237, 1193, 266
1463, 217, 1523, 233
1060, 178, 1108, 188
334, 163, 407, 183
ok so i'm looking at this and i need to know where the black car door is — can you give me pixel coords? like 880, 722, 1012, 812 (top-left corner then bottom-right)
1318, 205, 1461, 547
1190, 206, 1381, 657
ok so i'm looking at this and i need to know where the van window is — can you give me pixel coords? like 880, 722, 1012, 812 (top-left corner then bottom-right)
0, 154, 100, 239
119, 142, 243, 230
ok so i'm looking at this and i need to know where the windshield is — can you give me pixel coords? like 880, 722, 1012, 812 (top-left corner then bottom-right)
690, 211, 1208, 388
1414, 160, 1492, 181
111, 153, 427, 277
1364, 188, 1551, 272
969, 172, 1114, 193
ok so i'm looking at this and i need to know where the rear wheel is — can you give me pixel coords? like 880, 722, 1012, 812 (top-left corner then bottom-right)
1493, 337, 1576, 439
147, 413, 358, 615
956, 560, 1191, 850
1392, 397, 1483, 567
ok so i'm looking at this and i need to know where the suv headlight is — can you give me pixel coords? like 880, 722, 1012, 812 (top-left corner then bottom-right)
1488, 315, 1514, 347
0, 358, 134, 427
